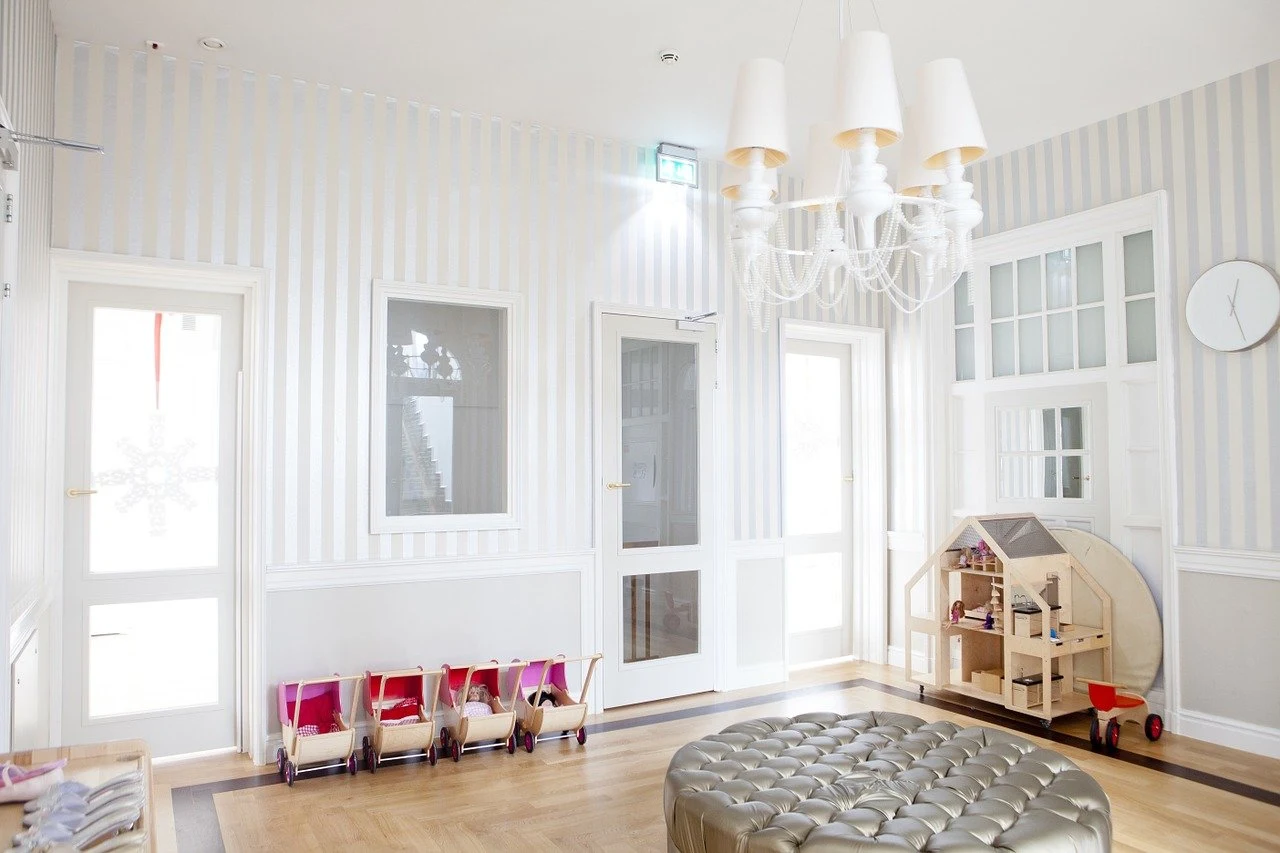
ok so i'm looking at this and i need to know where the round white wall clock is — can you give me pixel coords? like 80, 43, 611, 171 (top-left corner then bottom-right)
1185, 260, 1280, 351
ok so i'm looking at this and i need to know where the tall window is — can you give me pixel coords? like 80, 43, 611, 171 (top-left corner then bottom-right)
371, 283, 521, 533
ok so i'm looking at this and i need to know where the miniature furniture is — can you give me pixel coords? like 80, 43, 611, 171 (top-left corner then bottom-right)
0, 740, 154, 851
1083, 679, 1163, 751
509, 653, 602, 752
665, 712, 1111, 853
905, 514, 1113, 726
437, 660, 528, 760
362, 667, 444, 771
276, 674, 363, 785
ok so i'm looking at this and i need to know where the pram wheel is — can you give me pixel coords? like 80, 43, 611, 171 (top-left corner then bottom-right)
284, 760, 296, 787
577, 727, 587, 746
439, 727, 450, 751
450, 740, 461, 762
365, 742, 377, 773
276, 747, 286, 777
428, 744, 438, 766
506, 734, 516, 754
347, 754, 358, 775
524, 730, 535, 753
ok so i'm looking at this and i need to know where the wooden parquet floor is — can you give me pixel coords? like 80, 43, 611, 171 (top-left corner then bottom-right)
153, 663, 1280, 852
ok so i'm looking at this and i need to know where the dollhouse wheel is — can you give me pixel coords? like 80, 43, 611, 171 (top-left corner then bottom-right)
506, 734, 516, 754
276, 747, 286, 777
1105, 719, 1122, 752
1088, 718, 1103, 751
347, 754, 358, 775
576, 727, 588, 745
523, 730, 535, 753
1039, 719, 1051, 730
450, 740, 461, 762
428, 744, 438, 766
284, 760, 296, 787
1144, 713, 1164, 741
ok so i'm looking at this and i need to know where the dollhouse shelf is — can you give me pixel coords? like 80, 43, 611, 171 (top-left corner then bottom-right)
905, 514, 1114, 727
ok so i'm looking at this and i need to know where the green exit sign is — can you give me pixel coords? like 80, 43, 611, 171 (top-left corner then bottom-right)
656, 142, 698, 188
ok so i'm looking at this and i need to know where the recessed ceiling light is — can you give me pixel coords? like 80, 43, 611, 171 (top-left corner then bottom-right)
659, 50, 679, 65
199, 36, 226, 51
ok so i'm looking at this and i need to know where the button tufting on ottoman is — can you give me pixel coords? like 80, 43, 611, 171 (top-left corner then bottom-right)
664, 711, 1111, 852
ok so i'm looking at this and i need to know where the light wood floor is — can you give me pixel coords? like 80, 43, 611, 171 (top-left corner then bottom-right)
153, 663, 1280, 852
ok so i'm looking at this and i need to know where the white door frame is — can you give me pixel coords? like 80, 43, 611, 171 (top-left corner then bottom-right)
46, 250, 270, 761
591, 302, 724, 706
780, 319, 887, 665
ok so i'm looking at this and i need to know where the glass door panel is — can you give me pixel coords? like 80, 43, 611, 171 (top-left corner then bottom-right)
784, 353, 844, 536
622, 571, 700, 663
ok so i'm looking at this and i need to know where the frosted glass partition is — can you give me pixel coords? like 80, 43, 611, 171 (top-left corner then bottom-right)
1018, 317, 1044, 374
1126, 298, 1158, 363
992, 322, 1015, 377
954, 273, 974, 325
1123, 231, 1156, 296
990, 263, 1016, 319
1017, 257, 1042, 313
1078, 306, 1106, 368
1076, 243, 1104, 304
1046, 249, 1073, 309
955, 327, 975, 382
1047, 312, 1074, 371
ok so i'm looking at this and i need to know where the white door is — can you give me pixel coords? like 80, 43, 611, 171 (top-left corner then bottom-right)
62, 282, 241, 757
600, 314, 715, 707
783, 339, 855, 666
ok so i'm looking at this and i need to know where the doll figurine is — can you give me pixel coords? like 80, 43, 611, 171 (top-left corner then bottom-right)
983, 606, 995, 630
950, 600, 965, 624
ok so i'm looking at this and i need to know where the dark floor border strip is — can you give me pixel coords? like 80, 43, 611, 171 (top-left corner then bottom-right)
170, 678, 1280, 852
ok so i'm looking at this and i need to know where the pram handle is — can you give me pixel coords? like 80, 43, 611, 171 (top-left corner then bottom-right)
289, 673, 364, 734
444, 660, 529, 713
518, 653, 603, 708
368, 667, 443, 724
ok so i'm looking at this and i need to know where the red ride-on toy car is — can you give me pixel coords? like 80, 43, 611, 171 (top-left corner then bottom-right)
1082, 679, 1163, 753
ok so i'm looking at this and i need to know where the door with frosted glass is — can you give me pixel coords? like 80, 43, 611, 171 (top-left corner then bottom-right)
62, 283, 241, 757
783, 340, 854, 666
600, 314, 715, 707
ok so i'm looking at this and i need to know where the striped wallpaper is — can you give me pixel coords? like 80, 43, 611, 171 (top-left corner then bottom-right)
0, 0, 56, 622
970, 60, 1280, 552
51, 42, 883, 568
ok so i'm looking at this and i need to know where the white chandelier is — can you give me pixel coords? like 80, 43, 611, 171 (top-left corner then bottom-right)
723, 14, 988, 329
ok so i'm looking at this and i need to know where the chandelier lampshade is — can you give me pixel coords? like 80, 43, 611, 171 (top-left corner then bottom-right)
803, 122, 846, 207
915, 58, 987, 169
896, 107, 946, 196
833, 31, 903, 149
724, 58, 791, 168
720, 164, 779, 201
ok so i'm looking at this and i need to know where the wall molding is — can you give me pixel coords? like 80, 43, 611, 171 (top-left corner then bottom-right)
1178, 708, 1280, 760
265, 549, 597, 592
7, 586, 47, 665
1173, 545, 1279, 580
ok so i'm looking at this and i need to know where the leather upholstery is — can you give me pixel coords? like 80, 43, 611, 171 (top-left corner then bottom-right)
665, 712, 1111, 852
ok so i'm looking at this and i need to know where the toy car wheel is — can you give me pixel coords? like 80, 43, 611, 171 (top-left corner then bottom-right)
506, 734, 516, 754
1105, 719, 1121, 752
428, 744, 438, 767
347, 754, 357, 775
524, 730, 535, 753
1144, 713, 1164, 741
577, 727, 587, 746
1088, 718, 1103, 751
284, 760, 296, 787
450, 740, 461, 762
276, 747, 286, 776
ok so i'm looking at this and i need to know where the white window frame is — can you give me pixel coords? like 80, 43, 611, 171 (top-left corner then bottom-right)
370, 280, 524, 534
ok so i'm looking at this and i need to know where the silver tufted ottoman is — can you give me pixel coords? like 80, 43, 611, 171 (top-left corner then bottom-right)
664, 711, 1111, 852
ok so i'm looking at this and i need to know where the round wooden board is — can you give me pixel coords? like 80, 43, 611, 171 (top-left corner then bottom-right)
1051, 527, 1162, 695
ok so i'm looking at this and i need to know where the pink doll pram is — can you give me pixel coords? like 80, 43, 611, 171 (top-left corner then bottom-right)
276, 674, 362, 785
362, 667, 443, 771
436, 660, 527, 761
510, 653, 601, 752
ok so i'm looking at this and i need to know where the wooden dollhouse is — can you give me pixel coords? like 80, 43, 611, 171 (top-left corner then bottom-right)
904, 514, 1113, 726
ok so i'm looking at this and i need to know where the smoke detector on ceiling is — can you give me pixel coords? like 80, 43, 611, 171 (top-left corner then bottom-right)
199, 36, 226, 51
658, 50, 679, 65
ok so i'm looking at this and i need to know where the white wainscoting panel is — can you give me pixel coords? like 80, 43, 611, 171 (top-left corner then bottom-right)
723, 539, 786, 691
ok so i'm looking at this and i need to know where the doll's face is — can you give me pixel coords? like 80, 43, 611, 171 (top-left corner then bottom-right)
465, 683, 492, 703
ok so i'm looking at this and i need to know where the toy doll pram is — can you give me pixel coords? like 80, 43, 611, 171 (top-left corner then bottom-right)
362, 667, 443, 771
510, 653, 602, 752
276, 674, 363, 785
436, 660, 527, 761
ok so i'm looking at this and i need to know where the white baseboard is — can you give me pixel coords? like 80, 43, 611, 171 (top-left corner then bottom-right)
1177, 708, 1280, 759
887, 645, 931, 672
721, 662, 787, 692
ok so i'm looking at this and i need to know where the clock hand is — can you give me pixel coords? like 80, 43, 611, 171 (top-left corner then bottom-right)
1228, 278, 1239, 316
1234, 312, 1247, 342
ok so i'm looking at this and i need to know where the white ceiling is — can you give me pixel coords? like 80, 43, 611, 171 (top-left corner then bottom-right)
50, 0, 1280, 170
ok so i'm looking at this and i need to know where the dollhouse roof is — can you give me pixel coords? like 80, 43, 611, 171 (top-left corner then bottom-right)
947, 515, 1065, 560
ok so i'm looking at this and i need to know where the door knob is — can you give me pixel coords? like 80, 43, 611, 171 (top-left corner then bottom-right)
605, 482, 632, 490
66, 488, 98, 497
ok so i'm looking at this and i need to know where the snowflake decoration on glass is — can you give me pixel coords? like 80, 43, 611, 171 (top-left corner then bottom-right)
93, 414, 218, 536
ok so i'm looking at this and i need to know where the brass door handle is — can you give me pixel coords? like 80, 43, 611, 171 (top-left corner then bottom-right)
67, 488, 98, 497
605, 482, 632, 490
